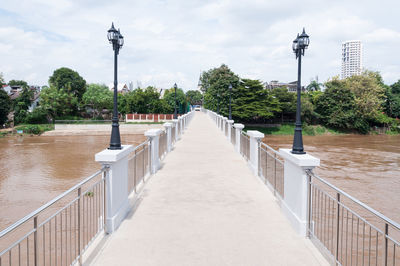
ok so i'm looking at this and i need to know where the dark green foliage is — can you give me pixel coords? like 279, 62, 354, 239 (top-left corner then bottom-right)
8, 79, 29, 89
49, 67, 86, 100
231, 79, 280, 122
39, 86, 79, 119
385, 80, 400, 118
0, 89, 11, 125
13, 87, 34, 124
24, 107, 49, 124
82, 84, 113, 118
186, 90, 203, 105
124, 86, 172, 114
271, 87, 296, 122
163, 87, 187, 114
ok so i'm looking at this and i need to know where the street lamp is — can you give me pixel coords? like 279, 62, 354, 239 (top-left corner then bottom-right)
107, 22, 124, 150
291, 28, 309, 154
174, 83, 178, 119
228, 84, 232, 120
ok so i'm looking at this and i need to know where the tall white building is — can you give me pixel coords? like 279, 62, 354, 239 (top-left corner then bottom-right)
341, 40, 363, 79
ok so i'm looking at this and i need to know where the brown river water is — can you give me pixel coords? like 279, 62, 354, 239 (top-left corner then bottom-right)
0, 134, 146, 231
0, 133, 399, 233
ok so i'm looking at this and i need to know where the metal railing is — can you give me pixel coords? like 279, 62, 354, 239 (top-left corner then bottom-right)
159, 131, 167, 160
0, 168, 107, 266
258, 143, 284, 198
128, 141, 150, 195
231, 126, 236, 146
240, 132, 250, 161
306, 170, 400, 266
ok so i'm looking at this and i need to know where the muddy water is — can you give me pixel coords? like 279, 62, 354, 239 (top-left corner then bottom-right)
0, 134, 146, 231
263, 134, 400, 224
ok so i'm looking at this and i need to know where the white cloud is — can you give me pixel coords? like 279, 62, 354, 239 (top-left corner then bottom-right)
0, 0, 400, 90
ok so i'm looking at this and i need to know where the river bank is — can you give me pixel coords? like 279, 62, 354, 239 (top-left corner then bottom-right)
245, 123, 400, 136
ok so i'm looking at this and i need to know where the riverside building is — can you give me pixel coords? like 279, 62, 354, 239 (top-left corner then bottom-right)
341, 40, 363, 79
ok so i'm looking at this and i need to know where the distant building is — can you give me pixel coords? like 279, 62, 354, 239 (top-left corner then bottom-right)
264, 80, 299, 92
108, 83, 129, 94
341, 40, 363, 79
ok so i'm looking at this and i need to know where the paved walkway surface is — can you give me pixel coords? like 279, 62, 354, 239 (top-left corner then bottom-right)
90, 112, 328, 266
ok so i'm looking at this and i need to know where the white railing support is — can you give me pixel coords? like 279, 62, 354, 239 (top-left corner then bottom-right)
222, 117, 227, 133
279, 149, 320, 237
178, 116, 183, 137
163, 122, 173, 152
172, 119, 179, 143
95, 145, 133, 233
145, 129, 162, 174
247, 130, 264, 175
233, 123, 244, 153
227, 120, 234, 141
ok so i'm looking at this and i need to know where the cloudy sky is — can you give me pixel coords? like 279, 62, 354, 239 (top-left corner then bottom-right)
1, 0, 400, 91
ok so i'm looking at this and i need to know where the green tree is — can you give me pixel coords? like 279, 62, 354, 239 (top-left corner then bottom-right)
39, 86, 79, 119
124, 86, 171, 114
82, 84, 113, 118
163, 87, 188, 114
8, 79, 29, 89
385, 80, 400, 118
271, 87, 296, 122
0, 73, 5, 87
13, 87, 34, 124
49, 67, 86, 100
186, 90, 203, 105
0, 89, 11, 125
231, 79, 280, 122
202, 64, 240, 115
306, 79, 323, 92
315, 79, 359, 131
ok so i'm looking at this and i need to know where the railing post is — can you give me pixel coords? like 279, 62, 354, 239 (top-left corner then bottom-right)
95, 145, 133, 233
222, 117, 227, 134
172, 119, 179, 142
233, 123, 244, 153
247, 130, 264, 176
278, 149, 320, 236
336, 193, 340, 263
178, 116, 183, 137
34, 216, 38, 266
384, 223, 388, 266
163, 122, 173, 152
78, 187, 82, 265
144, 129, 162, 174
227, 120, 234, 141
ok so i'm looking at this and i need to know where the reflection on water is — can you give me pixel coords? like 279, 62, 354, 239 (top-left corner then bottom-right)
0, 134, 145, 231
263, 134, 400, 224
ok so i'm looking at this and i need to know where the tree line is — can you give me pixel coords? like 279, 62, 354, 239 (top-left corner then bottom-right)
201, 64, 400, 134
0, 68, 203, 126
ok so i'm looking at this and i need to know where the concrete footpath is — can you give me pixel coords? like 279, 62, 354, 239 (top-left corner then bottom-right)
89, 112, 328, 266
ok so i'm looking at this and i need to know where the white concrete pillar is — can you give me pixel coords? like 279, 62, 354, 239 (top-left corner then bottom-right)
178, 116, 183, 136
172, 119, 179, 142
222, 117, 227, 134
233, 123, 244, 153
227, 120, 234, 141
163, 122, 173, 152
95, 145, 133, 233
145, 129, 162, 174
247, 130, 264, 176
279, 149, 320, 237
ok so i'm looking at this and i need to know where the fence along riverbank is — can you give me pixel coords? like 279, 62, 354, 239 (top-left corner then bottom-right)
209, 109, 399, 266
0, 111, 194, 265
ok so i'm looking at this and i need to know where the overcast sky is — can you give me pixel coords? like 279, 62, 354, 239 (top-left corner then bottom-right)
1, 0, 400, 91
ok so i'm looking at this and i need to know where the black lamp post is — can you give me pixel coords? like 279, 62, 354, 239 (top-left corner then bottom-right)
107, 22, 124, 150
174, 83, 178, 119
228, 84, 232, 120
291, 28, 310, 154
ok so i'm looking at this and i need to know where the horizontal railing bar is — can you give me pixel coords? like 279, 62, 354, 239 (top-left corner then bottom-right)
260, 142, 279, 154
307, 170, 400, 231
0, 168, 107, 239
132, 141, 149, 152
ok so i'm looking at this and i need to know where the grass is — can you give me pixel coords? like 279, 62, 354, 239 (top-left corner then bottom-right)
244, 124, 344, 136
14, 124, 55, 135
